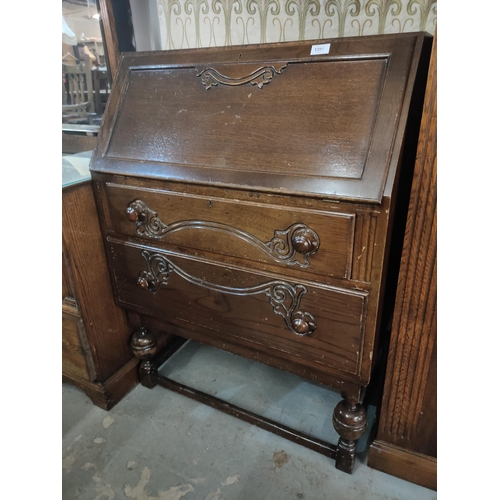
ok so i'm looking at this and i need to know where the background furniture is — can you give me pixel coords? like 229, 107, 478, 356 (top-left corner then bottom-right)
78, 38, 106, 66
91, 67, 111, 116
96, 0, 135, 82
367, 34, 437, 490
62, 152, 139, 410
62, 124, 100, 155
90, 34, 431, 472
62, 54, 95, 123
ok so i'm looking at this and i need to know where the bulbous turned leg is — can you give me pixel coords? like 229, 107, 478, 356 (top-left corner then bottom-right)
332, 399, 367, 473
131, 328, 158, 389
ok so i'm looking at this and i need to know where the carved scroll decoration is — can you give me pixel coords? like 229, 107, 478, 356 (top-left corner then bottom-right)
138, 250, 317, 336
265, 224, 319, 266
196, 64, 288, 90
127, 199, 319, 267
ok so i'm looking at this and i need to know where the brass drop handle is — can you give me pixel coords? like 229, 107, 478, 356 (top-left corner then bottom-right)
291, 227, 320, 255
126, 203, 146, 222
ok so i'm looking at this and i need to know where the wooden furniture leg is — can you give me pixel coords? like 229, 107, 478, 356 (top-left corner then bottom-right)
333, 398, 367, 473
131, 328, 158, 389
131, 331, 370, 471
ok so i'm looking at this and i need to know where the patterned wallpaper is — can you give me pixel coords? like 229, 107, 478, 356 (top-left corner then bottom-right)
156, 0, 436, 50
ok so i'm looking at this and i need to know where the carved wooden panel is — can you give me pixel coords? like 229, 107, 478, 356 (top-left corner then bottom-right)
196, 64, 288, 90
93, 35, 426, 203
108, 239, 368, 379
105, 60, 385, 179
137, 249, 317, 336
103, 183, 355, 281
127, 200, 320, 268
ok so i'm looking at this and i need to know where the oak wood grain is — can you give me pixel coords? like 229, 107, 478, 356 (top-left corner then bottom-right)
62, 248, 74, 302
368, 33, 437, 487
104, 181, 355, 281
62, 180, 138, 406
109, 240, 367, 380
63, 181, 132, 380
63, 357, 140, 411
368, 441, 436, 490
89, 34, 432, 470
92, 34, 429, 204
62, 313, 92, 382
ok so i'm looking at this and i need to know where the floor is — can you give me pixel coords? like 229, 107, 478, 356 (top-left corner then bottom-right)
62, 341, 437, 500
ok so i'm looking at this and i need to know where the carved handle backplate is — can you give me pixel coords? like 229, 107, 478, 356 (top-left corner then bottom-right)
127, 200, 320, 268
137, 250, 317, 337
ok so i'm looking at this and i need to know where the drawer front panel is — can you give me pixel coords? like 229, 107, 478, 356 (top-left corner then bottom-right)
104, 184, 355, 281
109, 240, 367, 378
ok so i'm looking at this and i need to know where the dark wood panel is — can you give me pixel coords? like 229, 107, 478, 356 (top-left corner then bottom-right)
63, 177, 138, 406
376, 38, 436, 453
368, 441, 436, 490
104, 182, 355, 281
368, 33, 437, 486
92, 34, 430, 204
62, 132, 98, 155
351, 213, 378, 283
107, 59, 386, 179
62, 314, 92, 382
413, 340, 437, 457
109, 240, 368, 379
62, 181, 132, 381
63, 357, 140, 411
96, 0, 120, 82
62, 248, 74, 302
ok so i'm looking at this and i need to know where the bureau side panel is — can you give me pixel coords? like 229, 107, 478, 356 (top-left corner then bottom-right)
62, 182, 132, 381
62, 313, 91, 382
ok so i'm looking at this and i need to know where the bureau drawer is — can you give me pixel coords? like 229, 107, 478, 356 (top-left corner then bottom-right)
103, 183, 355, 281
109, 240, 368, 378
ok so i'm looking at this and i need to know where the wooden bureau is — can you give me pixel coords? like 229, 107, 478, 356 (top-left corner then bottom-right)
90, 33, 431, 472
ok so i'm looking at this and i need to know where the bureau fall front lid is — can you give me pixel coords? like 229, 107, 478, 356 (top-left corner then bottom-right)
91, 33, 429, 203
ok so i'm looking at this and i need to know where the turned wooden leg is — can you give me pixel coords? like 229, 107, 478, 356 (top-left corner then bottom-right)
332, 399, 367, 473
131, 328, 158, 389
